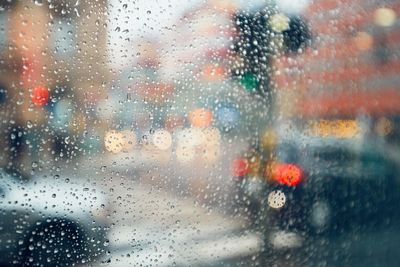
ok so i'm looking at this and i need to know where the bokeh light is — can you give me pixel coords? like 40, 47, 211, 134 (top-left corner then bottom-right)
270, 13, 290, 33
188, 108, 213, 128
104, 130, 124, 153
239, 73, 258, 92
374, 8, 397, 27
272, 163, 303, 186
353, 32, 373, 51
267, 190, 286, 209
152, 129, 173, 150
31, 85, 50, 106
231, 158, 249, 177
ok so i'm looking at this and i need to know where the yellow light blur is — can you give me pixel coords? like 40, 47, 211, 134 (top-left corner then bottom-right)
270, 13, 290, 33
306, 120, 361, 138
152, 129, 173, 150
121, 130, 137, 152
199, 128, 221, 163
353, 32, 373, 51
104, 130, 124, 153
261, 129, 277, 150
374, 8, 397, 27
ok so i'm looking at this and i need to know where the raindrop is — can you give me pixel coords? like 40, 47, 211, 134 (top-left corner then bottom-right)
34, 0, 43, 6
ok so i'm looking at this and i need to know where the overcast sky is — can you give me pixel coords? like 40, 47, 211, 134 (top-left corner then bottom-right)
106, 0, 309, 69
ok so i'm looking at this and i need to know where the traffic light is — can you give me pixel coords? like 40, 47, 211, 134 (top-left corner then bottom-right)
232, 10, 273, 95
231, 8, 311, 95
282, 16, 311, 53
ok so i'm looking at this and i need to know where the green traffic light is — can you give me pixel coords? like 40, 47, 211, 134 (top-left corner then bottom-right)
239, 73, 259, 92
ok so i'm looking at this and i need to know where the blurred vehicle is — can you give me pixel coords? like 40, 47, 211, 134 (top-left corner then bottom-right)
0, 169, 109, 267
233, 122, 400, 260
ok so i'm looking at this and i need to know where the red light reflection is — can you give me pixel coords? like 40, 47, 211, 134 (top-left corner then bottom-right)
31, 86, 49, 106
231, 158, 249, 177
272, 163, 303, 186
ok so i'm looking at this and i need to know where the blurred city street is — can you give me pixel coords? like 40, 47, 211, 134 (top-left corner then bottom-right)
66, 152, 400, 267
98, 182, 261, 267
67, 156, 262, 267
1, 0, 400, 266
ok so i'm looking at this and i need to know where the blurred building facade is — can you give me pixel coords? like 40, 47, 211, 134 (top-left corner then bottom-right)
0, 0, 109, 175
274, 0, 400, 143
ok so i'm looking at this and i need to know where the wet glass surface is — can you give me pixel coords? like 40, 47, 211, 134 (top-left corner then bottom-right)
0, 0, 399, 266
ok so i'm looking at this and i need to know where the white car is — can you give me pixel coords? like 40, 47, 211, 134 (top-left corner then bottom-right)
0, 169, 110, 267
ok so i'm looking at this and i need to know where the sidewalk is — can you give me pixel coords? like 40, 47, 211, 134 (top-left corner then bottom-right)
94, 180, 262, 267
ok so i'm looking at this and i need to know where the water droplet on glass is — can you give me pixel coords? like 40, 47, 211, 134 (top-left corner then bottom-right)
34, 0, 43, 6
